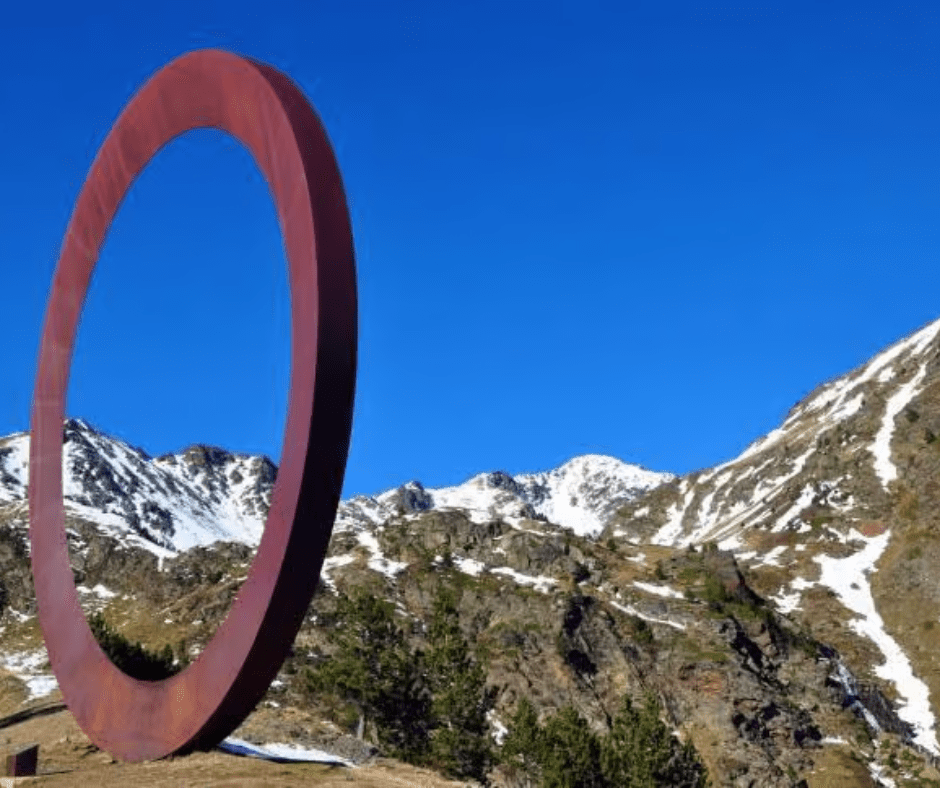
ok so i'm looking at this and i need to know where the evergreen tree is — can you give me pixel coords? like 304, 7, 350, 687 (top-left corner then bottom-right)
502, 694, 709, 788
539, 706, 605, 788
88, 611, 178, 681
425, 588, 495, 783
306, 589, 431, 762
501, 696, 544, 787
600, 694, 708, 788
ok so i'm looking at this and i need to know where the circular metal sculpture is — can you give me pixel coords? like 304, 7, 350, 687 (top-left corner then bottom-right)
28, 49, 356, 762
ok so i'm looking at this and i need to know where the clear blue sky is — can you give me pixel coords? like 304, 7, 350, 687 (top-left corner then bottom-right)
2, 2, 940, 498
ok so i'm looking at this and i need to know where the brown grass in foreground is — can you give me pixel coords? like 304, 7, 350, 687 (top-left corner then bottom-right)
0, 707, 466, 787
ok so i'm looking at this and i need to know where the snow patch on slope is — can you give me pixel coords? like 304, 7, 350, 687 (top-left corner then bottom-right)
813, 530, 938, 754
770, 576, 816, 614
633, 582, 684, 599
651, 481, 695, 545
871, 363, 933, 489
610, 600, 685, 631
219, 737, 353, 766
0, 649, 57, 700
356, 531, 408, 578
358, 455, 672, 540
491, 567, 557, 593
0, 420, 276, 556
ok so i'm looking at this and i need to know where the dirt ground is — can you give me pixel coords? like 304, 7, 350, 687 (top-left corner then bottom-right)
0, 706, 467, 787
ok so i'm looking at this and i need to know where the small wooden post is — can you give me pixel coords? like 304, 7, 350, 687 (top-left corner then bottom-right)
2, 742, 38, 777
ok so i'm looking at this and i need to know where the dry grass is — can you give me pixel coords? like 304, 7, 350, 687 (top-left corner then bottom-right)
870, 526, 940, 739
0, 709, 465, 787
804, 744, 877, 788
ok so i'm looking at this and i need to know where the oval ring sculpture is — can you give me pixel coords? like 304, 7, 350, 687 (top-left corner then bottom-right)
28, 49, 356, 762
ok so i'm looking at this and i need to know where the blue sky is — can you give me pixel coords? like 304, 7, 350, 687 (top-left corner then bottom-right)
2, 2, 940, 498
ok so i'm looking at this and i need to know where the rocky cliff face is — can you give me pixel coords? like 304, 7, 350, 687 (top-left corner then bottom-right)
0, 418, 276, 552
5, 318, 940, 786
602, 316, 940, 764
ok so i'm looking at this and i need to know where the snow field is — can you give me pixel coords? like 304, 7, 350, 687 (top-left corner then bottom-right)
0, 649, 57, 701
813, 530, 938, 754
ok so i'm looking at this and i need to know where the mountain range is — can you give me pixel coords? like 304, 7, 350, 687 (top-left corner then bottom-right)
4, 316, 940, 785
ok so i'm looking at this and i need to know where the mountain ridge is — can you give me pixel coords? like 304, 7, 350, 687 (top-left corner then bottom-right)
0, 421, 675, 553
4, 316, 940, 785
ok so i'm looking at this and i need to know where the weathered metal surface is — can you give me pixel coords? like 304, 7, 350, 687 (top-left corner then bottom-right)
28, 49, 357, 762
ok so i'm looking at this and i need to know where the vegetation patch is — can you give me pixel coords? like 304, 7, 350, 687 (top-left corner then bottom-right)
88, 611, 181, 681
501, 694, 708, 787
304, 586, 495, 783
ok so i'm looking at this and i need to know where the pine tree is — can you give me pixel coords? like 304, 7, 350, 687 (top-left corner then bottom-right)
306, 589, 431, 762
425, 588, 495, 783
539, 706, 605, 788
88, 611, 178, 681
600, 694, 708, 788
501, 696, 544, 787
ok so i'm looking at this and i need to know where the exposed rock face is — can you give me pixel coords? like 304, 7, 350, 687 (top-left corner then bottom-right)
0, 515, 32, 615
0, 419, 276, 551
4, 497, 927, 786
597, 316, 940, 766
6, 317, 940, 784
382, 481, 434, 514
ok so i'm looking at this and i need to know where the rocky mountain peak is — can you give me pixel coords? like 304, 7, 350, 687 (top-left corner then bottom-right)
601, 314, 940, 758
0, 418, 277, 554
4, 318, 940, 785
337, 454, 674, 541
175, 444, 236, 469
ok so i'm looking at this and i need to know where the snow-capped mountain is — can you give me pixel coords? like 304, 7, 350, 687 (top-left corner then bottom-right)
607, 315, 940, 555
0, 418, 276, 553
5, 317, 940, 786
603, 314, 940, 756
0, 419, 671, 554
338, 455, 672, 539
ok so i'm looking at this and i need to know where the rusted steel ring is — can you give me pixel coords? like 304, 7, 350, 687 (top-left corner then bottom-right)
28, 49, 356, 762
